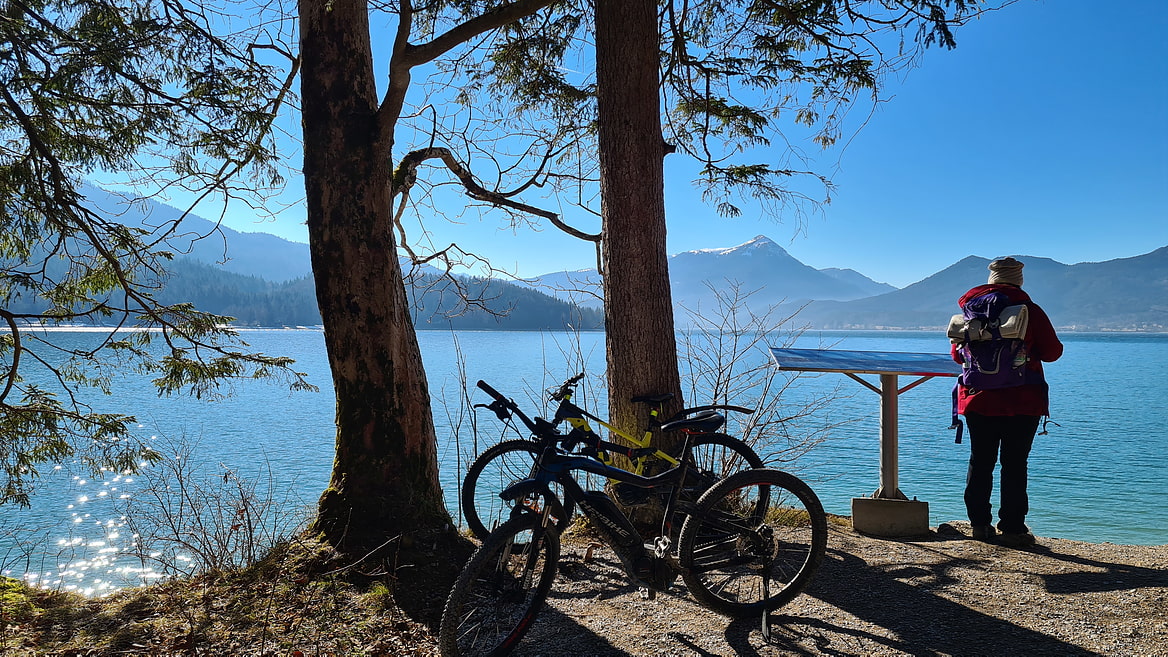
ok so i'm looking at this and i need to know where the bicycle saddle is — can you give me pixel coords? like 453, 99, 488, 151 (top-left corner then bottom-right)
660, 409, 724, 433
631, 392, 674, 404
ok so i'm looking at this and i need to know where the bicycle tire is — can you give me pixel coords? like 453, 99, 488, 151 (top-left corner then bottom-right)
677, 468, 827, 617
439, 513, 561, 657
669, 433, 767, 516
687, 432, 764, 486
461, 440, 567, 541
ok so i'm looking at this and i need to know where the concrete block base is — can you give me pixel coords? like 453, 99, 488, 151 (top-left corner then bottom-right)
851, 497, 930, 538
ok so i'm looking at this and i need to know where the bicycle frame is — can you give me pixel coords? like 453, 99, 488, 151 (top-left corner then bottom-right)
549, 377, 754, 475
501, 442, 697, 590
552, 395, 668, 473
471, 377, 755, 535
475, 378, 678, 475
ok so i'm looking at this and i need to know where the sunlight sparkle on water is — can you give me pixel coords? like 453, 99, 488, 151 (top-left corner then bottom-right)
3, 461, 165, 597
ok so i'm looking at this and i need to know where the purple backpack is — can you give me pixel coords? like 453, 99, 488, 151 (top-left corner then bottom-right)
955, 291, 1030, 391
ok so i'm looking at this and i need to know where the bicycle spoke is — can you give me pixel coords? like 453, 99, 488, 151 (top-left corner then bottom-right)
441, 515, 560, 657
679, 469, 826, 617
461, 441, 543, 541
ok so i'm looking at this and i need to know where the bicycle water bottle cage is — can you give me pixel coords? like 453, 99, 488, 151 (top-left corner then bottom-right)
611, 481, 653, 507
626, 446, 657, 460
660, 409, 724, 433
580, 443, 604, 460
563, 427, 590, 451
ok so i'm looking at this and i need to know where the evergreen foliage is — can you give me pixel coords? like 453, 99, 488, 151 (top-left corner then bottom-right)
408, 271, 604, 330
428, 0, 986, 224
0, 0, 304, 505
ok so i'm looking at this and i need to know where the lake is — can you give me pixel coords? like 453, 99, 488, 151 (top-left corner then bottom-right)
2, 328, 1165, 595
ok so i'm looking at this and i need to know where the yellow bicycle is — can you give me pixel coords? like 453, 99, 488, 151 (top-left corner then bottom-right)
460, 373, 763, 540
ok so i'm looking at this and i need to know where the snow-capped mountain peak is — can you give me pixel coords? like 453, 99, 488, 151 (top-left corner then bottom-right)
682, 235, 784, 258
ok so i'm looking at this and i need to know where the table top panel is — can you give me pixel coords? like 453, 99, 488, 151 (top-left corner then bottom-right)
769, 347, 962, 377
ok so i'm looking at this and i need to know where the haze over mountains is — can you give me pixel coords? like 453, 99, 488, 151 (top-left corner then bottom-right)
799, 248, 1168, 331
527, 235, 895, 311
60, 187, 1168, 331
528, 235, 1167, 331
41, 186, 600, 330
82, 184, 314, 282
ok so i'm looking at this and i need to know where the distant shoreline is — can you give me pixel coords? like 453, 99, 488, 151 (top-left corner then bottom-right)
5, 324, 1168, 335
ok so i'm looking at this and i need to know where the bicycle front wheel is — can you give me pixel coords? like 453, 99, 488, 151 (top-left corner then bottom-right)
678, 468, 827, 617
439, 513, 561, 657
461, 440, 543, 541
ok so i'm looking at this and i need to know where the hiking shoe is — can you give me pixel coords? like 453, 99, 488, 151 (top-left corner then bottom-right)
999, 531, 1037, 548
971, 525, 996, 542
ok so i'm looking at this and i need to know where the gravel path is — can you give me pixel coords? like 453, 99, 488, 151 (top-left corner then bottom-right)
508, 522, 1168, 657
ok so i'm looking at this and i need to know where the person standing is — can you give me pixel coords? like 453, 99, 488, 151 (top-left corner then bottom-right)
953, 257, 1063, 547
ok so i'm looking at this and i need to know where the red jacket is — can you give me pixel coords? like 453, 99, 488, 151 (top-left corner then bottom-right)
951, 284, 1063, 417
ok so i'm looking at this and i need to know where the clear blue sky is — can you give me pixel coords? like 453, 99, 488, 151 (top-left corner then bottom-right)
219, 0, 1167, 289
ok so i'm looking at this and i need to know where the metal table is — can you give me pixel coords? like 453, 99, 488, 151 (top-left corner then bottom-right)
769, 348, 961, 501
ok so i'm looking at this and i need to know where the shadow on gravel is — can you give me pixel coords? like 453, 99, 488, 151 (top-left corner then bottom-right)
509, 551, 640, 656
722, 540, 1108, 657
461, 531, 1161, 656
1032, 545, 1168, 594
509, 549, 727, 656
512, 605, 632, 656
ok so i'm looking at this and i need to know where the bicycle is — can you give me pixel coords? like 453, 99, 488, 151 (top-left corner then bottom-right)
439, 379, 827, 657
460, 373, 764, 540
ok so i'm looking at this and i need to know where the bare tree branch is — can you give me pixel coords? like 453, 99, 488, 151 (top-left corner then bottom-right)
394, 146, 602, 243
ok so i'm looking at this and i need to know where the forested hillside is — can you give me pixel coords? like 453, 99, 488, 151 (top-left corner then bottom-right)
159, 259, 322, 326
4, 253, 601, 330
162, 259, 603, 329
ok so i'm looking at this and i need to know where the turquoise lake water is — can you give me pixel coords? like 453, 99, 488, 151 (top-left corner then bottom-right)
2, 328, 1165, 594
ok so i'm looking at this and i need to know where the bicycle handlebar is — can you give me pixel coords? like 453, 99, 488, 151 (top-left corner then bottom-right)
476, 379, 557, 437
476, 379, 508, 404
549, 372, 585, 401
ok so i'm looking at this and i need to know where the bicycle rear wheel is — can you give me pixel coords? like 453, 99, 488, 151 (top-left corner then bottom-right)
678, 468, 827, 617
687, 432, 763, 490
439, 513, 561, 657
461, 440, 544, 541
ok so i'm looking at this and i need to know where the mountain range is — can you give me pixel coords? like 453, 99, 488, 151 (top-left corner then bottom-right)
525, 235, 895, 311
82, 184, 314, 282
59, 187, 1168, 331
798, 248, 1168, 331
31, 185, 600, 330
527, 236, 1167, 331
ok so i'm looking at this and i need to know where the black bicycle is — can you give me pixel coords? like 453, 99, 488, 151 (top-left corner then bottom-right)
439, 380, 827, 657
460, 374, 764, 540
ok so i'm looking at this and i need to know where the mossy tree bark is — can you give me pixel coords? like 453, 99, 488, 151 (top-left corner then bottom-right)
297, 0, 558, 559
596, 0, 684, 450
299, 0, 447, 549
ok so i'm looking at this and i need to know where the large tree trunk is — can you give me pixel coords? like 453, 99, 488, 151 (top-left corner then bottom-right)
596, 0, 684, 445
299, 0, 449, 550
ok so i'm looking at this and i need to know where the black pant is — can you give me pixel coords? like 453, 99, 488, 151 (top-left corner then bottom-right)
963, 413, 1041, 534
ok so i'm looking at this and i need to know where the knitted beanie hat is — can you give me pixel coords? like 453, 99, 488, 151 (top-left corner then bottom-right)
988, 257, 1024, 286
